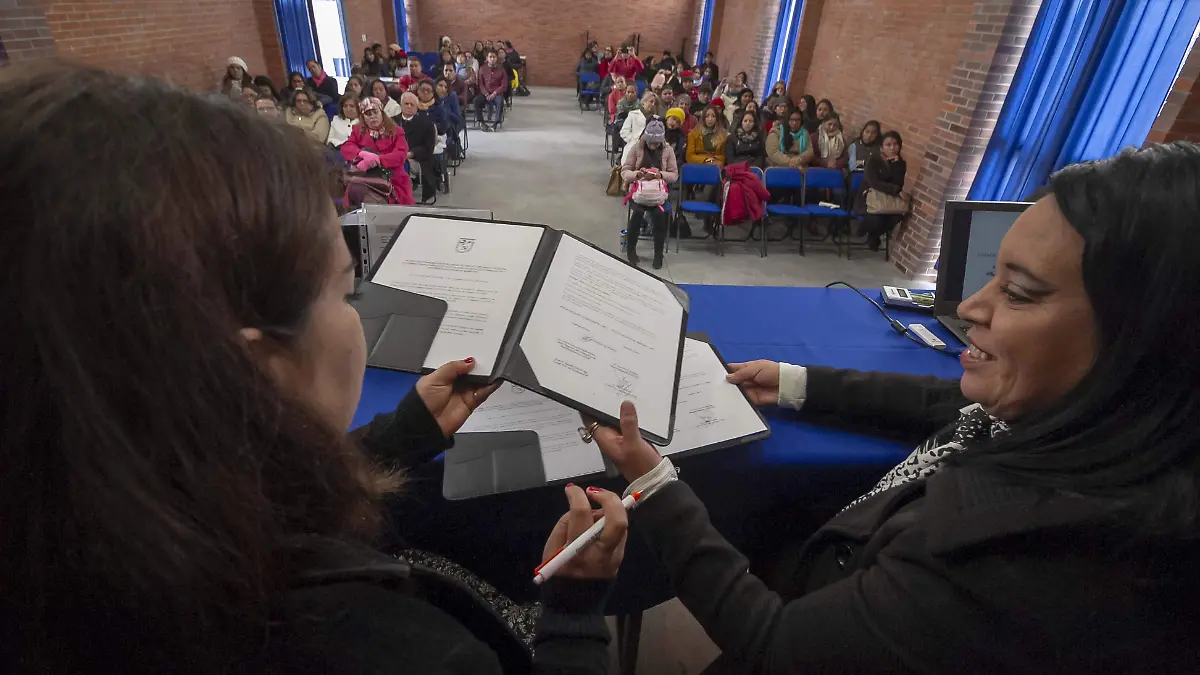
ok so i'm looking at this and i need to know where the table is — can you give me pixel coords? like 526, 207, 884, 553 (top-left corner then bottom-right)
353, 285, 963, 611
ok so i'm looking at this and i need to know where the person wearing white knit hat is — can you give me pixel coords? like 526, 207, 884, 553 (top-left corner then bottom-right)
219, 56, 252, 101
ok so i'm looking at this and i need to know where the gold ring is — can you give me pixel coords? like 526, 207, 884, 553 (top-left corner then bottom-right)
578, 421, 601, 444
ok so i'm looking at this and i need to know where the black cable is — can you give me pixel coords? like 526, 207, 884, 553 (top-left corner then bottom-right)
825, 281, 963, 356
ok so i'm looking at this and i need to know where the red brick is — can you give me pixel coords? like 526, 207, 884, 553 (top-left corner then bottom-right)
40, 0, 284, 90
413, 0, 699, 88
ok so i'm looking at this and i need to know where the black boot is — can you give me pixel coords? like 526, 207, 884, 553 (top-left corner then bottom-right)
626, 244, 640, 265
652, 218, 667, 269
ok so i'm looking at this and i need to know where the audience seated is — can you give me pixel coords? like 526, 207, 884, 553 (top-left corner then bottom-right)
686, 105, 727, 204
283, 87, 330, 145
691, 84, 712, 115
253, 93, 279, 117
848, 119, 882, 171
763, 81, 790, 112
279, 71, 306, 103
341, 96, 414, 205
598, 46, 615, 79
435, 78, 465, 144
362, 48, 387, 76
697, 50, 719, 80
398, 92, 439, 205
715, 72, 747, 106
762, 100, 786, 134
304, 59, 339, 105
438, 48, 456, 74
812, 114, 848, 170
664, 108, 689, 167
388, 48, 409, 80
367, 79, 402, 118
814, 97, 836, 125
475, 50, 507, 131
766, 107, 813, 168
219, 56, 253, 101
252, 75, 278, 101
606, 76, 628, 117
326, 92, 359, 148
398, 59, 431, 93
415, 80, 449, 136
443, 63, 471, 108
619, 91, 659, 151
681, 71, 697, 99
658, 86, 679, 117
609, 47, 643, 81
658, 50, 676, 73
614, 82, 639, 118
725, 108, 766, 168
856, 130, 909, 250
345, 74, 366, 98
621, 119, 677, 269
725, 87, 755, 125
576, 47, 599, 91
798, 94, 818, 132
699, 63, 719, 87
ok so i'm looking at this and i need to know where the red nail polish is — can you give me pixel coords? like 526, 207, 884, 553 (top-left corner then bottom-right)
586, 486, 600, 494
566, 483, 575, 488
465, 356, 475, 364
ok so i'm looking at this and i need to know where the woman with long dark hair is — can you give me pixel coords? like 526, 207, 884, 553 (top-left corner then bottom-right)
797, 93, 817, 132
725, 108, 766, 168
219, 55, 253, 100
1, 63, 624, 675
592, 141, 1200, 672
855, 129, 908, 250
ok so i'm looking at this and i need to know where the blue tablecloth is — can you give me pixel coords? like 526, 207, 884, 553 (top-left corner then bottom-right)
354, 285, 963, 611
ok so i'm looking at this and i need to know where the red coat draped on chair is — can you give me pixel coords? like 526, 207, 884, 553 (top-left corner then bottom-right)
722, 162, 770, 226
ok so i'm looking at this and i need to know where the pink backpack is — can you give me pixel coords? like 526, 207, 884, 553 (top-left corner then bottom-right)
623, 172, 669, 209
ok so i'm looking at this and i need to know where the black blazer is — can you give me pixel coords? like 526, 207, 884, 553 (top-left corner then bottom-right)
635, 367, 1200, 674
399, 112, 437, 162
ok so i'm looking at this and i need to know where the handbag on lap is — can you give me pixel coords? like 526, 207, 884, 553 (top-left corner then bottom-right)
865, 188, 910, 215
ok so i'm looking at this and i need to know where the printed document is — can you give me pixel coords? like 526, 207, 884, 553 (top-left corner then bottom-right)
370, 217, 543, 373
459, 383, 606, 481
517, 236, 684, 440
659, 338, 769, 455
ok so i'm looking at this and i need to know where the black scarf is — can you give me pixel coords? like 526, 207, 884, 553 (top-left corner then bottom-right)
664, 127, 683, 148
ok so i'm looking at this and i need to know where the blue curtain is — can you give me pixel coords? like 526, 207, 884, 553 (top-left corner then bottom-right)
273, 0, 318, 77
393, 0, 409, 51
695, 0, 715, 65
762, 0, 806, 100
968, 0, 1200, 202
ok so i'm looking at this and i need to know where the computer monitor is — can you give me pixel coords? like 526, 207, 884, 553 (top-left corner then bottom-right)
933, 200, 1031, 318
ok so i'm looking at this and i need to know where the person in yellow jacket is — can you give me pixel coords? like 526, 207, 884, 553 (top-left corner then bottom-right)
685, 105, 728, 203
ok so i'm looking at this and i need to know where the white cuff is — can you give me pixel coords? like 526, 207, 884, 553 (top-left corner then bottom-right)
777, 363, 808, 411
622, 457, 678, 504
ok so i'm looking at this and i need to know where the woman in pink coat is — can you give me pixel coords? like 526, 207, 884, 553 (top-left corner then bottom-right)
339, 96, 414, 205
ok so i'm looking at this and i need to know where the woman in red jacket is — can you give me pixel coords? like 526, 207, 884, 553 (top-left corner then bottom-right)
598, 45, 615, 79
340, 96, 414, 205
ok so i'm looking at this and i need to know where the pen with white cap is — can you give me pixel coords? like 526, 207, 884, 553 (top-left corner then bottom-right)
533, 490, 641, 585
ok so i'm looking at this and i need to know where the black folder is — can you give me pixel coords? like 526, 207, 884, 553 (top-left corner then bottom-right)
365, 213, 690, 446
352, 281, 448, 372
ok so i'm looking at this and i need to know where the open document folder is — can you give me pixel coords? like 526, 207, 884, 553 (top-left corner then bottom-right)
443, 336, 771, 499
364, 214, 690, 445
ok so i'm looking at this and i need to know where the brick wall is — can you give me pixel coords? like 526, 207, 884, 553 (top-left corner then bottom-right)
1146, 41, 1200, 144
412, 0, 697, 87
343, 0, 391, 62
708, 0, 778, 93
790, 0, 1039, 278
1, 0, 56, 63
41, 0, 284, 90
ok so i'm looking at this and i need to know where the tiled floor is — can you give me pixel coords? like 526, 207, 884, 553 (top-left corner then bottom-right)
435, 87, 912, 290
438, 87, 910, 674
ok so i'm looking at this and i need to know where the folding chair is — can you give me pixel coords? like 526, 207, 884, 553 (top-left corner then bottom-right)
763, 167, 808, 256
674, 164, 722, 253
801, 167, 852, 257
578, 73, 601, 112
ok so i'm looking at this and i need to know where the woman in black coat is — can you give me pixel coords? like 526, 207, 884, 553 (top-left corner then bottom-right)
725, 108, 766, 168
855, 130, 909, 251
591, 142, 1200, 673
2, 64, 623, 675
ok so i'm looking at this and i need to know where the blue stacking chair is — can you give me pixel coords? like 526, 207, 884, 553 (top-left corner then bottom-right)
578, 73, 601, 112
763, 167, 808, 256
801, 167, 852, 257
636, 80, 647, 98
418, 52, 440, 77
675, 164, 723, 252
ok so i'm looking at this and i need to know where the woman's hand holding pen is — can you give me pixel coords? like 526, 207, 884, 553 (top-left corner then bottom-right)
725, 360, 781, 406
540, 485, 629, 580
415, 357, 501, 437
